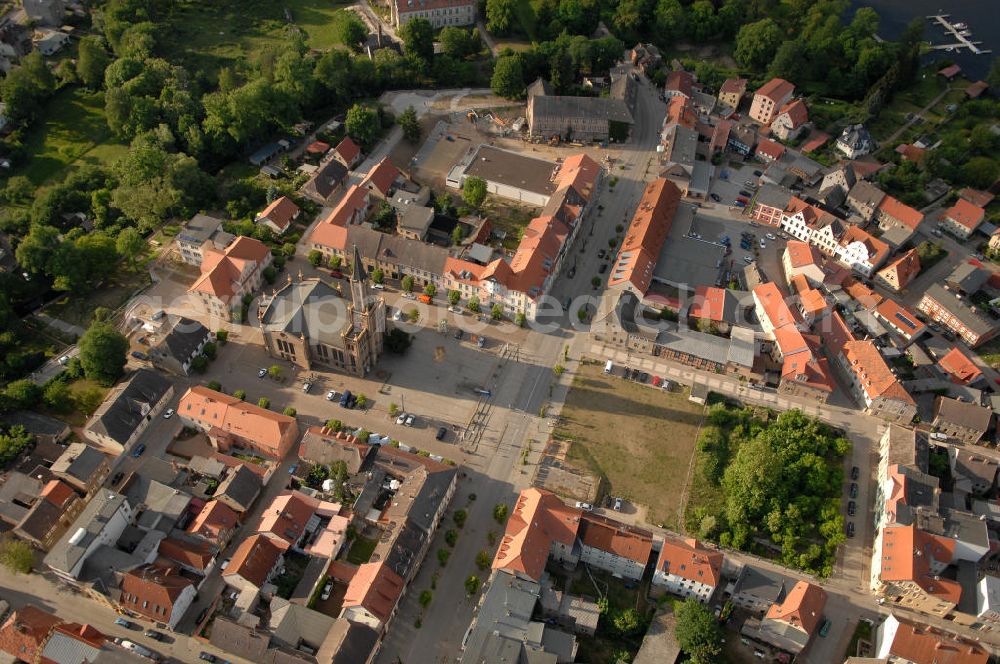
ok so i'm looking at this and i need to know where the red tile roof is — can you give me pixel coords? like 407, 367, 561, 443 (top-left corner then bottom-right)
842, 340, 915, 405
880, 525, 959, 604
877, 249, 921, 291
878, 194, 924, 230
320, 185, 369, 227
664, 70, 694, 98
875, 298, 926, 339
755, 138, 785, 161
754, 282, 802, 330
306, 141, 330, 154
335, 137, 361, 165
187, 500, 239, 542
785, 240, 821, 269
482, 214, 570, 297
342, 561, 404, 624
843, 277, 884, 309
839, 225, 890, 266
755, 78, 794, 103
553, 153, 601, 201
895, 143, 926, 163
800, 131, 830, 153
257, 196, 300, 232
656, 537, 723, 587
719, 78, 747, 95
493, 488, 582, 582
223, 534, 288, 587
178, 386, 298, 460
823, 310, 855, 350
775, 99, 808, 128
257, 491, 319, 545
607, 178, 682, 294
883, 616, 988, 664
966, 81, 990, 99
157, 537, 216, 571
40, 479, 76, 508
938, 347, 983, 385
945, 198, 986, 232
765, 581, 826, 635
361, 157, 399, 196
189, 236, 271, 301
119, 564, 195, 623
0, 606, 60, 662
959, 188, 995, 208
579, 514, 653, 565
665, 96, 697, 129
688, 286, 727, 322
939, 64, 962, 78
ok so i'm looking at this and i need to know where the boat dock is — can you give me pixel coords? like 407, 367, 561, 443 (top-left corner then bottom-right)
926, 14, 992, 55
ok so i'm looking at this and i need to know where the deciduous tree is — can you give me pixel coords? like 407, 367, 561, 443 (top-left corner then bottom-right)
78, 322, 128, 386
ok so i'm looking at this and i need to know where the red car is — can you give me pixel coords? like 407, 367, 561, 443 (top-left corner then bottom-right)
736, 197, 749, 204
330, 269, 344, 279
651, 376, 662, 387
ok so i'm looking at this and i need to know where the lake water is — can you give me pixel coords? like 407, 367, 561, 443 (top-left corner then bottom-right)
850, 0, 997, 80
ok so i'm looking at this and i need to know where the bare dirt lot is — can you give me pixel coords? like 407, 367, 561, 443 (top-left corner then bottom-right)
556, 361, 705, 529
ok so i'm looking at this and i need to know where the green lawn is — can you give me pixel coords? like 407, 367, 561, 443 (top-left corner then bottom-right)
160, 0, 355, 77
16, 86, 127, 186
42, 267, 151, 330
345, 535, 379, 565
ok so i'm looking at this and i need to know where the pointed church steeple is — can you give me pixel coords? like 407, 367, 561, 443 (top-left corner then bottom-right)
349, 244, 371, 321
351, 244, 366, 281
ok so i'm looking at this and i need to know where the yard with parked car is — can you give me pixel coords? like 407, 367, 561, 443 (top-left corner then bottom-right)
555, 361, 705, 529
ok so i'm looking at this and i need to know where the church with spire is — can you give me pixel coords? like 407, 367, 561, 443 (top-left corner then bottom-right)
257, 245, 387, 376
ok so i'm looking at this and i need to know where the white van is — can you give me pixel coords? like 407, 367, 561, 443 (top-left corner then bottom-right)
930, 432, 948, 441
604, 360, 613, 374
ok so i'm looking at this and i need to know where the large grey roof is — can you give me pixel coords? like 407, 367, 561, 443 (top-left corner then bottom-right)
529, 94, 633, 125
209, 617, 269, 662
6, 410, 69, 437
260, 279, 349, 348
754, 184, 793, 211
946, 262, 989, 294
45, 491, 128, 575
935, 395, 994, 432
51, 443, 107, 485
215, 464, 262, 510
158, 317, 210, 363
923, 283, 998, 336
655, 327, 732, 365
87, 370, 172, 446
347, 224, 450, 281
460, 570, 552, 664
326, 619, 379, 664
304, 159, 349, 201
733, 565, 795, 604
178, 214, 224, 245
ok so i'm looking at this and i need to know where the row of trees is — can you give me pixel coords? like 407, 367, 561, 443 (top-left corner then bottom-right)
491, 34, 625, 98
690, 406, 851, 577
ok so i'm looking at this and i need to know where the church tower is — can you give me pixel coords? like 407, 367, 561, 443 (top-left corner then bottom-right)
349, 244, 372, 326
344, 244, 386, 373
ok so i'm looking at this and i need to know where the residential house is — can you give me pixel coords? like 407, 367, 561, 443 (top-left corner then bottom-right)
300, 158, 349, 205
33, 28, 70, 55
663, 70, 694, 99
834, 340, 916, 423
874, 299, 926, 345
990, 229, 1000, 255
948, 449, 999, 494
391, 0, 475, 28
876, 249, 921, 293
492, 488, 583, 582
187, 500, 239, 546
875, 194, 923, 239
255, 196, 301, 235
0, 605, 62, 662
214, 464, 262, 514
727, 124, 756, 157
731, 565, 798, 614
718, 78, 747, 110
942, 198, 986, 240
188, 236, 273, 322
937, 348, 984, 386
44, 491, 133, 581
918, 283, 1000, 348
23, 0, 66, 26
743, 581, 827, 657
687, 286, 741, 334
333, 137, 362, 169
222, 533, 288, 593
755, 138, 785, 163
526, 74, 635, 143
782, 241, 825, 286
818, 164, 857, 208
607, 178, 682, 296
875, 614, 988, 664
361, 157, 401, 200
118, 564, 196, 630
341, 562, 406, 631
50, 442, 111, 496
960, 188, 995, 209
5, 411, 70, 445
945, 262, 990, 295
977, 576, 1000, 632
651, 537, 723, 603
932, 396, 993, 445
748, 184, 793, 226
836, 124, 876, 159
770, 100, 808, 140
83, 369, 174, 453
299, 426, 373, 474
256, 490, 321, 548
175, 213, 233, 267
749, 78, 795, 125
847, 180, 886, 223
149, 317, 211, 376
13, 480, 84, 552
178, 385, 300, 460
837, 225, 890, 277
577, 514, 653, 582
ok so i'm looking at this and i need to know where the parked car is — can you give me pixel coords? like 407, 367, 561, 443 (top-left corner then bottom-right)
846, 522, 855, 538
199, 654, 217, 663
849, 482, 858, 499
598, 249, 606, 259
765, 233, 776, 240
575, 501, 594, 511
454, 329, 463, 339
448, 305, 463, 314
329, 269, 344, 279
851, 465, 860, 480
302, 382, 311, 393
258, 368, 267, 378
326, 390, 338, 401
599, 264, 607, 274
163, 409, 174, 419
436, 426, 447, 441
739, 190, 752, 197
404, 414, 415, 426
339, 390, 352, 408
131, 443, 146, 458
130, 351, 148, 360
144, 630, 164, 641
111, 471, 125, 486
734, 200, 747, 208
114, 618, 134, 629
759, 238, 765, 248
710, 193, 721, 202
638, 372, 649, 383
396, 412, 408, 425
743, 255, 753, 264
613, 497, 623, 512
818, 619, 832, 637
392, 309, 403, 321
848, 501, 856, 517
321, 581, 333, 601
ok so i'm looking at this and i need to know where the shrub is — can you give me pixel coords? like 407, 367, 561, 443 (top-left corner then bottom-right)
453, 509, 468, 528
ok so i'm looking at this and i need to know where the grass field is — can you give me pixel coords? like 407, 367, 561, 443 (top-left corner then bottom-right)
557, 362, 705, 529
16, 87, 127, 186
345, 535, 379, 565
161, 0, 354, 77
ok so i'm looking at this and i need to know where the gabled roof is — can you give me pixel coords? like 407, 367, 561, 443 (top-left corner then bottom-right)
881, 615, 988, 664
945, 198, 986, 232
775, 99, 808, 128
607, 178, 682, 294
785, 240, 822, 269
342, 561, 405, 624
189, 236, 271, 300
764, 581, 826, 635
755, 138, 785, 161
257, 196, 300, 232
223, 533, 288, 587
843, 277, 884, 309
934, 396, 993, 433
0, 605, 61, 662
188, 500, 239, 541
839, 225, 890, 266
119, 564, 195, 621
688, 286, 736, 323
880, 524, 959, 603
361, 157, 399, 196
178, 386, 296, 458
579, 514, 653, 565
719, 77, 747, 96
877, 249, 921, 290
257, 491, 319, 545
938, 347, 983, 385
493, 488, 582, 582
753, 282, 802, 330
875, 298, 926, 339
656, 537, 722, 587
86, 369, 173, 446
841, 340, 915, 405
664, 70, 694, 98
215, 463, 262, 510
554, 153, 601, 202
877, 194, 923, 230
755, 78, 794, 103
959, 187, 995, 208
299, 426, 372, 474
157, 536, 216, 571
321, 185, 369, 227
335, 137, 361, 164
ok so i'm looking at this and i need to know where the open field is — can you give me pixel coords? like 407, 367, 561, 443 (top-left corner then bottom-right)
557, 362, 705, 529
160, 0, 354, 76
16, 87, 127, 186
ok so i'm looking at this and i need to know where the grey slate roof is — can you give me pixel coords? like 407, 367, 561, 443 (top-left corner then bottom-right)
87, 370, 172, 446
946, 262, 989, 294
530, 94, 634, 125
304, 158, 349, 201
923, 283, 998, 337
325, 619, 379, 664
6, 411, 70, 439
733, 564, 796, 605
347, 224, 450, 280
935, 395, 993, 432
158, 317, 210, 363
45, 491, 129, 575
215, 464, 262, 510
51, 443, 107, 486
754, 184, 793, 211
209, 617, 269, 662
260, 279, 349, 348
